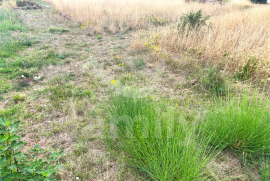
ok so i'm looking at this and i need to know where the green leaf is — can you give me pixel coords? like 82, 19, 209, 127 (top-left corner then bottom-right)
0, 157, 7, 167
0, 118, 8, 126
0, 135, 7, 142
7, 134, 20, 141
11, 141, 25, 151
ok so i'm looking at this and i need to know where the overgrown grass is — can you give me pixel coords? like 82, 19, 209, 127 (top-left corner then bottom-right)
200, 90, 270, 155
104, 88, 212, 180
0, 8, 28, 57
0, 8, 25, 32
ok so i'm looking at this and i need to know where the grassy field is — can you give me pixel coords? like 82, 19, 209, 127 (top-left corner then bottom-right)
1, 0, 270, 180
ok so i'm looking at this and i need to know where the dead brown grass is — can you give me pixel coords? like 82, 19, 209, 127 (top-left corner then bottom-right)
48, 0, 255, 33
1, 0, 17, 8
132, 5, 270, 82
47, 0, 270, 81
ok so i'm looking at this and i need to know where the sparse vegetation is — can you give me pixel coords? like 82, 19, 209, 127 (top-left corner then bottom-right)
1, 0, 269, 180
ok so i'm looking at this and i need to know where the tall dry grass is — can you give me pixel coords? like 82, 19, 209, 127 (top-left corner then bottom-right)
134, 6, 270, 81
1, 0, 17, 8
48, 0, 249, 33
48, 0, 270, 81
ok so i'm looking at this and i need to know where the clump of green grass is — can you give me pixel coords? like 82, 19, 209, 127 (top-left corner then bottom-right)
49, 27, 70, 34
200, 90, 270, 155
132, 58, 145, 71
97, 34, 102, 40
104, 88, 212, 180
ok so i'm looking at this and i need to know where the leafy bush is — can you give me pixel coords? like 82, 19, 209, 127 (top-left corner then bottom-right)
200, 90, 270, 155
0, 118, 64, 180
104, 88, 212, 181
178, 10, 211, 32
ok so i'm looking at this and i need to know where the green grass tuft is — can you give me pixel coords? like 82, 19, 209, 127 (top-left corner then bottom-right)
104, 88, 212, 180
200, 90, 270, 155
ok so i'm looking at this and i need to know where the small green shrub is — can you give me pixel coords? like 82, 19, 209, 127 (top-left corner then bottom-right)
202, 68, 226, 95
200, 90, 270, 155
104, 88, 212, 181
178, 10, 211, 32
0, 118, 64, 180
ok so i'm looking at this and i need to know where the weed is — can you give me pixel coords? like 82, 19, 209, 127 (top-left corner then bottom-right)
178, 10, 211, 32
13, 94, 26, 103
97, 34, 102, 40
0, 118, 64, 180
58, 54, 67, 59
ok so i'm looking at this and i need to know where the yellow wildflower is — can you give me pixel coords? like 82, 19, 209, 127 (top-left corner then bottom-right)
117, 56, 120, 59
154, 46, 160, 52
176, 103, 178, 106
111, 80, 117, 85
151, 96, 154, 99
145, 42, 149, 47
119, 63, 123, 66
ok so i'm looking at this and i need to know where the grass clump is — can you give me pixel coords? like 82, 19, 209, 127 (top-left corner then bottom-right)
104, 88, 212, 180
49, 27, 70, 34
132, 58, 145, 71
200, 90, 270, 155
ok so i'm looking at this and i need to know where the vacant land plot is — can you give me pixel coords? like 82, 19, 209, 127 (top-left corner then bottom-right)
0, 0, 270, 180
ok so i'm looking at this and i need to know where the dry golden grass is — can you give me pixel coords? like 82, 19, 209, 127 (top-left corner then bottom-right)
1, 0, 17, 8
134, 5, 270, 82
48, 0, 270, 81
48, 0, 251, 33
